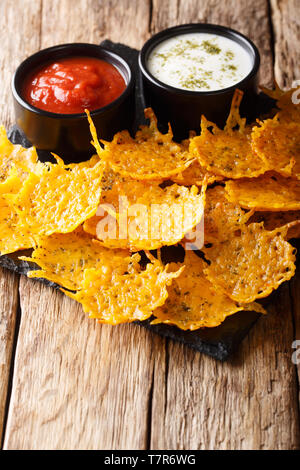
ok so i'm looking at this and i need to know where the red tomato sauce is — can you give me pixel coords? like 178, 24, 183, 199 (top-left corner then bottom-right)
22, 56, 126, 114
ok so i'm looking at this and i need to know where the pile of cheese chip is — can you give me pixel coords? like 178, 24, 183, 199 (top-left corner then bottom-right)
0, 85, 299, 330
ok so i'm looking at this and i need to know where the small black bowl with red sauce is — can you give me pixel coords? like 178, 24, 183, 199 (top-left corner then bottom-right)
12, 43, 135, 163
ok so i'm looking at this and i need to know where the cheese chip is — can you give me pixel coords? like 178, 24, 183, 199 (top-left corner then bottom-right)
63, 253, 184, 324
203, 223, 296, 303
172, 160, 223, 186
251, 115, 300, 178
97, 169, 163, 213
204, 185, 252, 243
21, 228, 129, 291
190, 90, 267, 179
8, 159, 104, 237
84, 183, 206, 251
152, 251, 266, 330
225, 173, 300, 211
248, 210, 300, 239
261, 83, 300, 123
0, 125, 43, 182
95, 108, 194, 180
0, 173, 34, 254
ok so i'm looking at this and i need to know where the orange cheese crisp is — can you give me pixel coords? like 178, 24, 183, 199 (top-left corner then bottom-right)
203, 223, 296, 303
0, 87, 299, 333
171, 159, 223, 186
248, 210, 300, 239
21, 229, 130, 291
0, 125, 43, 182
0, 173, 34, 255
92, 169, 164, 216
190, 90, 267, 179
7, 158, 104, 238
152, 251, 266, 330
172, 131, 223, 186
93, 108, 194, 180
225, 173, 300, 211
251, 115, 300, 178
84, 183, 206, 251
204, 185, 252, 243
63, 253, 184, 324
261, 83, 300, 123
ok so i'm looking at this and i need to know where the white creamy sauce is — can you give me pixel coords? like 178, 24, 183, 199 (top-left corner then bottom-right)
147, 33, 253, 92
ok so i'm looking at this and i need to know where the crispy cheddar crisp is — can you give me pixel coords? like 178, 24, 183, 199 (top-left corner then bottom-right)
0, 88, 299, 332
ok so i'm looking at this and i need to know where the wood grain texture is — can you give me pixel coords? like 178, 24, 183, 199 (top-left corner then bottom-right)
2, 0, 158, 451
290, 268, 300, 416
0, 269, 19, 443
151, 0, 274, 87
149, 0, 300, 450
151, 285, 300, 449
4, 277, 159, 450
271, 0, 300, 87
40, 0, 151, 49
0, 0, 42, 442
270, 0, 300, 415
0, 0, 299, 450
0, 0, 42, 127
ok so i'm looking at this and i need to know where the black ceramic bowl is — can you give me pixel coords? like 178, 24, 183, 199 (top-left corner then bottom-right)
139, 23, 260, 140
12, 43, 135, 163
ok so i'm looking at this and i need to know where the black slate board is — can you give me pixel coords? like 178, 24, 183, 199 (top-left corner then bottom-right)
0, 40, 286, 361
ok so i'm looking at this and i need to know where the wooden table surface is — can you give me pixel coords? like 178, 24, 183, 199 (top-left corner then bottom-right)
0, 0, 299, 450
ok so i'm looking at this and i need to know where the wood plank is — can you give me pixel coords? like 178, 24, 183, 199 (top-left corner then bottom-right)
4, 277, 159, 450
0, 0, 42, 126
270, 0, 300, 87
2, 0, 160, 450
40, 0, 151, 49
0, 269, 19, 443
151, 286, 300, 449
1, 0, 299, 451
150, 0, 300, 450
271, 0, 300, 413
151, 0, 274, 87
0, 0, 42, 444
290, 272, 300, 409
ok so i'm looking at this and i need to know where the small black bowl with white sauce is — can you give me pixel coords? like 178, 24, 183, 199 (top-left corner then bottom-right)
138, 23, 260, 140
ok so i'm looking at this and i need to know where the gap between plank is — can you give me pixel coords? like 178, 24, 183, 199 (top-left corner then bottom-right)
148, 0, 153, 33
146, 365, 155, 449
267, 0, 275, 70
164, 338, 170, 419
269, 0, 300, 438
38, 0, 43, 51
